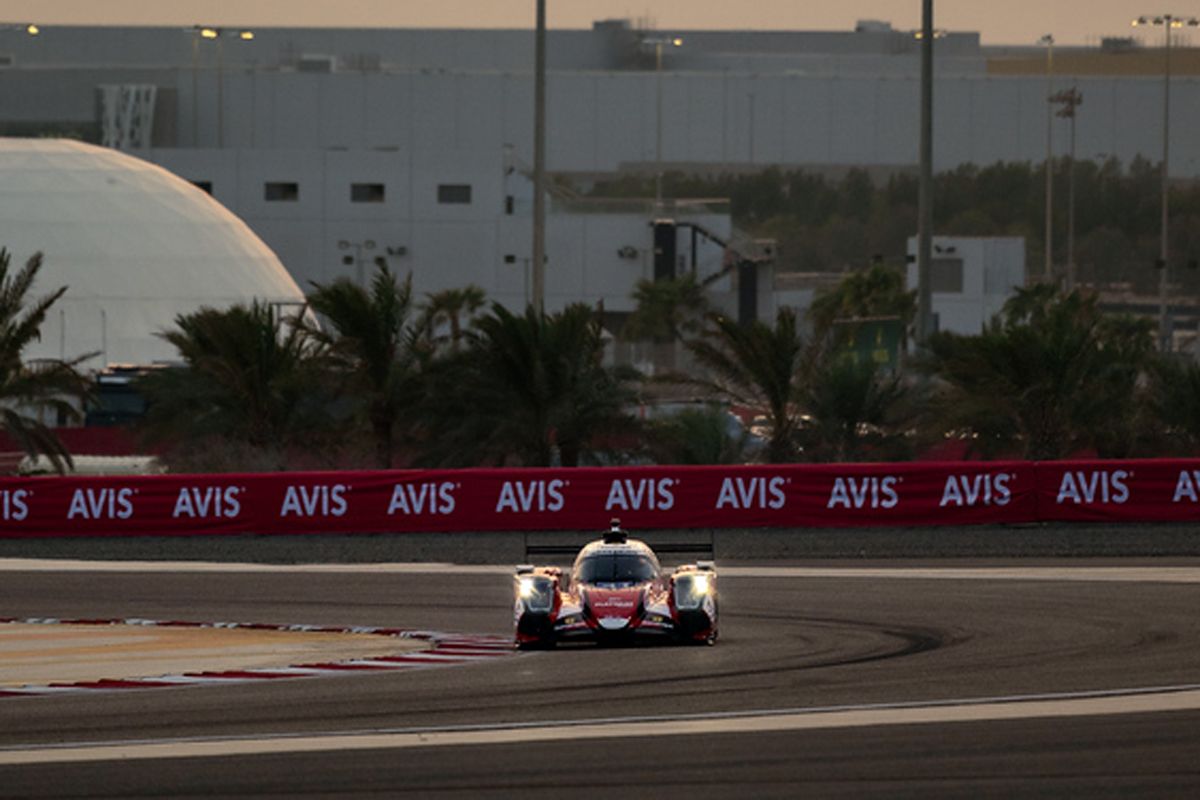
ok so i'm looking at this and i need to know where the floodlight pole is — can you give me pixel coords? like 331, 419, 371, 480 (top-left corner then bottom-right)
1158, 18, 1173, 351
532, 0, 547, 314
1041, 34, 1055, 282
916, 0, 935, 343
1132, 13, 1200, 349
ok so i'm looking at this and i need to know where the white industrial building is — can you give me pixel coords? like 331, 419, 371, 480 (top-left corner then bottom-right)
1, 19, 1197, 327
906, 237, 1027, 335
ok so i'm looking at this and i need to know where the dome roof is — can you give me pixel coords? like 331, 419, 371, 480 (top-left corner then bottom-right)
0, 138, 306, 367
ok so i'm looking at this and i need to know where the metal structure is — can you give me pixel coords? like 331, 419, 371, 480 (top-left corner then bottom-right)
1132, 13, 1200, 350
98, 85, 157, 150
1040, 34, 1055, 283
1049, 87, 1082, 290
532, 0, 546, 313
640, 34, 684, 208
916, 0, 935, 343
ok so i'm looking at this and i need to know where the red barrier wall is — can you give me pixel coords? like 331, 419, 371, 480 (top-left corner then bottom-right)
4, 459, 1197, 538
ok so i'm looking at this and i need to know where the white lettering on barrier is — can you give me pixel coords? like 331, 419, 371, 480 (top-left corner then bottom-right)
604, 478, 676, 511
0, 489, 29, 521
279, 485, 348, 517
939, 473, 1012, 507
827, 476, 899, 509
1171, 470, 1200, 503
1055, 470, 1129, 505
172, 486, 242, 519
495, 480, 565, 513
388, 482, 458, 515
66, 487, 135, 520
715, 476, 786, 510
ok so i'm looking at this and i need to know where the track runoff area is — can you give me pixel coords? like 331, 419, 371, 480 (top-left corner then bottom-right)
2, 558, 1200, 769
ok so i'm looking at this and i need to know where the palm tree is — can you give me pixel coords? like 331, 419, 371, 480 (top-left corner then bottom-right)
623, 273, 710, 374
0, 249, 92, 473
138, 301, 330, 470
919, 287, 1155, 460
644, 406, 757, 465
1147, 355, 1200, 455
418, 303, 636, 467
808, 262, 916, 335
419, 285, 486, 352
686, 307, 807, 463
807, 262, 916, 362
797, 354, 911, 462
306, 265, 427, 467
624, 273, 710, 342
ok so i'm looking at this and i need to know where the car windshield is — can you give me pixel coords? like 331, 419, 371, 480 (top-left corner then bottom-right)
575, 553, 658, 585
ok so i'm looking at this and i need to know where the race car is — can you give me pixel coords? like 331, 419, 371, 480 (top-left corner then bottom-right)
513, 519, 718, 648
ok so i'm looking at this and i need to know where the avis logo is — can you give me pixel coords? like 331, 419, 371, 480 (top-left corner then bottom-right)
388, 482, 457, 515
496, 480, 565, 513
1171, 470, 1200, 503
173, 486, 242, 519
605, 478, 676, 511
1056, 470, 1129, 504
827, 476, 898, 509
280, 484, 348, 517
0, 489, 30, 521
715, 476, 786, 510
67, 488, 135, 520
940, 473, 1012, 507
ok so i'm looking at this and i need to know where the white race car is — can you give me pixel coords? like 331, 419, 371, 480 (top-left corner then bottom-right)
513, 520, 718, 647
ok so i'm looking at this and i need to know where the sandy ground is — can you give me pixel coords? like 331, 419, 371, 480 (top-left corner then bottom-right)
0, 623, 423, 686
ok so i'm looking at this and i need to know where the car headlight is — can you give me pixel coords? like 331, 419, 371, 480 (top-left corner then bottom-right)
674, 573, 713, 610
518, 576, 554, 613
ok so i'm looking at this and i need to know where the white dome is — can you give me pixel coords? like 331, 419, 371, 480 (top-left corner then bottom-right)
0, 138, 306, 367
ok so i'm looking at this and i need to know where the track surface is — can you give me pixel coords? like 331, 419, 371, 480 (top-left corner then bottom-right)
2, 563, 1200, 797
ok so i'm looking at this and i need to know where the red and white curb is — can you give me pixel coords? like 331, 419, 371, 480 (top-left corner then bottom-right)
0, 616, 516, 698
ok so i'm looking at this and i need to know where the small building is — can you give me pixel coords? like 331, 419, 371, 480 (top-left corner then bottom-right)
905, 236, 1026, 335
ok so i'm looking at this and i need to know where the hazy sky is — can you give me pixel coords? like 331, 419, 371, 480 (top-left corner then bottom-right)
1, 2, 1189, 46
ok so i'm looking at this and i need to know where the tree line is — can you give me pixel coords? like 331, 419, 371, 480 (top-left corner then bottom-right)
5, 247, 1200, 472
594, 158, 1200, 294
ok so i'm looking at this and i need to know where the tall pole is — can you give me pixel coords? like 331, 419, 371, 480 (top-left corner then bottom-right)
654, 41, 664, 208
1041, 35, 1054, 282
216, 36, 224, 149
916, 0, 935, 343
1050, 87, 1082, 291
532, 0, 546, 313
1066, 92, 1078, 291
1158, 20, 1172, 351
748, 92, 756, 164
191, 36, 200, 146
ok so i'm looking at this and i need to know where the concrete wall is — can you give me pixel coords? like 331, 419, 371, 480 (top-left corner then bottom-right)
149, 145, 731, 311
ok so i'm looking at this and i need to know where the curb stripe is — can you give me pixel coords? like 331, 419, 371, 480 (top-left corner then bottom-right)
0, 617, 515, 698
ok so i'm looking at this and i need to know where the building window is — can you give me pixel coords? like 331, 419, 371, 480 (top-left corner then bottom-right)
192, 180, 213, 195
437, 184, 472, 204
505, 195, 515, 215
351, 183, 385, 203
931, 258, 964, 293
264, 182, 299, 202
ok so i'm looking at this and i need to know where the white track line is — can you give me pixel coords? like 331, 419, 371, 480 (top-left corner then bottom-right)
3, 685, 1200, 765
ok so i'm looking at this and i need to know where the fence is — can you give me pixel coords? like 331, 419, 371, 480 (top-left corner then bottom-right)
1, 460, 1198, 538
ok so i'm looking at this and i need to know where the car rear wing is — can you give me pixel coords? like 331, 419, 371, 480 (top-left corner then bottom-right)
522, 531, 714, 563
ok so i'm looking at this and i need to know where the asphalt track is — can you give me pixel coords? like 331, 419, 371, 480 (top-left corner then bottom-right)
2, 560, 1200, 797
